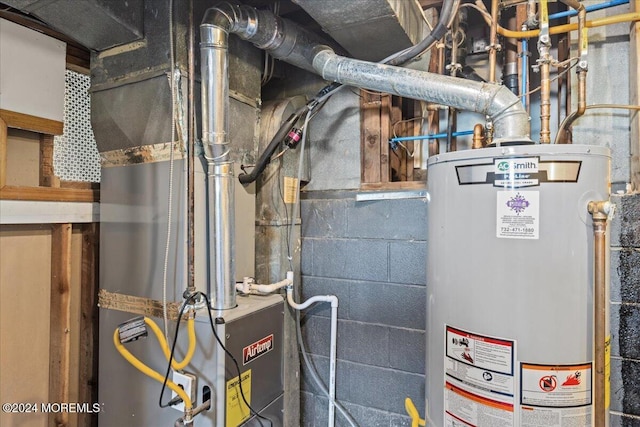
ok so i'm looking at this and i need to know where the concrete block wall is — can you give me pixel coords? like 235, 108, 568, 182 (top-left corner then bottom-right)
610, 192, 640, 427
300, 191, 428, 426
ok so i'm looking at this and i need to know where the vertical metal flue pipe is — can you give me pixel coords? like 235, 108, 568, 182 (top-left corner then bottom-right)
201, 19, 236, 309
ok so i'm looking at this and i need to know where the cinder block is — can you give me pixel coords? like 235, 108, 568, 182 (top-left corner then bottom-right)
301, 199, 348, 238
301, 238, 313, 275
346, 198, 428, 241
313, 396, 391, 427
312, 239, 388, 282
350, 282, 426, 329
389, 328, 426, 374
617, 249, 640, 303
300, 354, 352, 403
611, 193, 640, 248
345, 361, 424, 413
302, 315, 332, 357
301, 391, 315, 427
340, 321, 390, 367
389, 241, 427, 285
619, 303, 640, 360
611, 357, 624, 413
390, 413, 414, 427
621, 359, 640, 416
301, 276, 351, 319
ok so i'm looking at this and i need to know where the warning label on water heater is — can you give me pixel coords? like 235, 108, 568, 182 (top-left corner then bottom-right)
497, 191, 539, 239
444, 326, 516, 427
520, 363, 592, 427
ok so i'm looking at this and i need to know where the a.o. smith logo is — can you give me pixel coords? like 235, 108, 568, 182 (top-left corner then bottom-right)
243, 334, 274, 365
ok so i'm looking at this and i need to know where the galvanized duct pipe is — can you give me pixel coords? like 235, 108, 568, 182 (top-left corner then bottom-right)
202, 3, 531, 146
201, 8, 236, 310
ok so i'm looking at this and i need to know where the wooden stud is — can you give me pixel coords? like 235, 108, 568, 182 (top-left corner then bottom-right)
78, 223, 99, 427
0, 117, 7, 188
40, 134, 60, 188
49, 223, 73, 427
360, 90, 382, 184
0, 109, 64, 136
390, 97, 403, 181
380, 94, 391, 183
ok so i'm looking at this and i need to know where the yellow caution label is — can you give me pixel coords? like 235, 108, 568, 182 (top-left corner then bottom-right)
283, 176, 299, 204
226, 369, 252, 427
605, 336, 611, 409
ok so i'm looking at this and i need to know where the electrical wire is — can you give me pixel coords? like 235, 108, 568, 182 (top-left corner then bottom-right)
162, 0, 177, 341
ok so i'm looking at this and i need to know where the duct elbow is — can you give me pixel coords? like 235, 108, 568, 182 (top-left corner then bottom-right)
487, 85, 532, 145
201, 3, 258, 37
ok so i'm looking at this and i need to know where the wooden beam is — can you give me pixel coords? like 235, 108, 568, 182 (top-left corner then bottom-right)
49, 223, 73, 427
0, 185, 99, 202
0, 117, 6, 188
380, 95, 391, 183
631, 0, 640, 190
40, 134, 60, 187
78, 223, 99, 427
0, 109, 64, 136
360, 181, 426, 191
361, 90, 382, 184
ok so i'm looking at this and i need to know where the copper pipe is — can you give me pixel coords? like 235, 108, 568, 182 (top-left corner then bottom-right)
489, 0, 500, 83
557, 0, 587, 144
540, 61, 551, 143
588, 201, 611, 427
472, 123, 485, 148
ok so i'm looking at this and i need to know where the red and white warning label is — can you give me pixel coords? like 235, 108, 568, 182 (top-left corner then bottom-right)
445, 326, 516, 427
520, 363, 592, 427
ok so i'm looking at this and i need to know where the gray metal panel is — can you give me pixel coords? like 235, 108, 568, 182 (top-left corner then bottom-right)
4, 0, 143, 50
98, 295, 284, 427
91, 75, 173, 153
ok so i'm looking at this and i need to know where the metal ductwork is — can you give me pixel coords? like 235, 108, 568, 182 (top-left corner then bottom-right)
202, 3, 532, 146
2, 0, 143, 50
291, 0, 430, 62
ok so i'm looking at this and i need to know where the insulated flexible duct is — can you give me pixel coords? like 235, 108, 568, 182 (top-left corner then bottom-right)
201, 3, 532, 145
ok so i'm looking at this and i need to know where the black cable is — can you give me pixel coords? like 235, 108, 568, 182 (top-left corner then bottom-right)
159, 293, 198, 408
239, 105, 309, 185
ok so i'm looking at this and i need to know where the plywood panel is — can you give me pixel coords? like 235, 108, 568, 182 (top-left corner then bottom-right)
6, 129, 41, 187
0, 224, 52, 427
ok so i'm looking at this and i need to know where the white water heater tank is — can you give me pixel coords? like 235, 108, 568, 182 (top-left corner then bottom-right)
426, 144, 610, 427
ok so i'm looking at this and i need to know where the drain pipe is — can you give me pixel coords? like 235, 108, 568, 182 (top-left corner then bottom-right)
201, 11, 236, 310
201, 4, 532, 146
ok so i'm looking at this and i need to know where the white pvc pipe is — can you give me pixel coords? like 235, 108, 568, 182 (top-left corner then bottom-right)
285, 271, 338, 427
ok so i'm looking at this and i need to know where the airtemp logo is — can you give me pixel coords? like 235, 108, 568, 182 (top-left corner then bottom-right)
494, 157, 539, 174
243, 334, 274, 365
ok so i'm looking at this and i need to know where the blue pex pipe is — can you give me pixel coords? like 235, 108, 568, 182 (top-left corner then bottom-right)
389, 130, 474, 143
548, 0, 629, 20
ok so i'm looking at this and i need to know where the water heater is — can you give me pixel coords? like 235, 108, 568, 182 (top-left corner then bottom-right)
426, 144, 610, 427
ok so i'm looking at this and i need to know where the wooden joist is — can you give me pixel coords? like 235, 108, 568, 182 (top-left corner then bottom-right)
49, 223, 73, 427
0, 109, 64, 136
